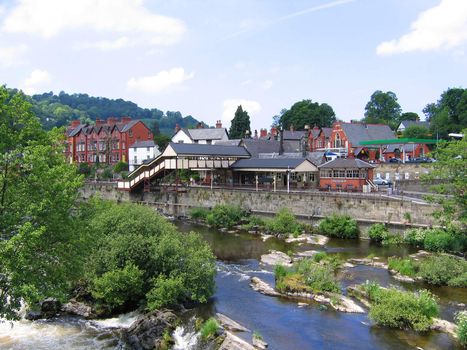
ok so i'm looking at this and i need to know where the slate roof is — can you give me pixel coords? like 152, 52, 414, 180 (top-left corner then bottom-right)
307, 152, 327, 166
130, 140, 156, 148
318, 158, 375, 169
241, 139, 281, 157
169, 143, 250, 157
283, 130, 307, 140
120, 120, 140, 132
398, 120, 430, 130
187, 128, 228, 141
340, 123, 395, 146
67, 119, 143, 136
322, 127, 332, 138
230, 158, 307, 169
215, 139, 242, 146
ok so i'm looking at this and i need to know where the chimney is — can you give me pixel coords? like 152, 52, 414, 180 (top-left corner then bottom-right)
271, 127, 278, 139
279, 128, 284, 155
196, 122, 203, 129
174, 123, 181, 133
107, 117, 118, 126
121, 116, 132, 124
215, 120, 223, 128
254, 129, 258, 139
95, 118, 105, 127
71, 119, 81, 128
260, 128, 268, 138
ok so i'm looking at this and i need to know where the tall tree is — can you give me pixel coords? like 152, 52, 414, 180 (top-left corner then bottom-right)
423, 88, 467, 139
279, 100, 336, 129
229, 105, 251, 139
364, 90, 402, 129
0, 87, 86, 319
400, 112, 419, 121
402, 125, 431, 139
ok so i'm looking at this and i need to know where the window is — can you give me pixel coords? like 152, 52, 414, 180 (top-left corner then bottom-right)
122, 142, 126, 150
147, 147, 150, 151
128, 129, 133, 137
134, 156, 137, 164
147, 155, 150, 159
134, 147, 137, 152
206, 140, 212, 144
308, 173, 315, 182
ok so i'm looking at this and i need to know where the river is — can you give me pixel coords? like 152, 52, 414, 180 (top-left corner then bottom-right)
0, 221, 465, 349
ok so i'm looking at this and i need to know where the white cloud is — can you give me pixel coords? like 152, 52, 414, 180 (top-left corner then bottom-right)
22, 69, 51, 95
262, 79, 273, 90
75, 37, 131, 51
0, 44, 27, 67
377, 0, 467, 55
127, 67, 195, 94
2, 0, 185, 46
222, 99, 262, 122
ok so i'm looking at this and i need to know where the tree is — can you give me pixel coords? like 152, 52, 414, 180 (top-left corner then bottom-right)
279, 100, 336, 130
229, 105, 251, 139
0, 87, 86, 319
423, 88, 467, 139
400, 112, 419, 121
423, 131, 467, 226
402, 125, 431, 139
364, 90, 402, 129
154, 134, 171, 151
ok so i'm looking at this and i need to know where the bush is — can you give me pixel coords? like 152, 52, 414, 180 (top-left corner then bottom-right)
206, 204, 247, 228
387, 257, 417, 277
312, 251, 328, 263
91, 263, 144, 309
200, 318, 219, 340
319, 215, 359, 239
242, 215, 266, 231
364, 283, 439, 332
381, 234, 405, 246
423, 229, 454, 252
189, 207, 210, 220
368, 224, 389, 242
417, 254, 467, 286
85, 201, 216, 311
114, 161, 129, 173
456, 312, 467, 346
404, 228, 426, 246
265, 208, 302, 236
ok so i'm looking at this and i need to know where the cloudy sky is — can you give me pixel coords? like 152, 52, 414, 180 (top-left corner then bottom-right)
0, 0, 466, 130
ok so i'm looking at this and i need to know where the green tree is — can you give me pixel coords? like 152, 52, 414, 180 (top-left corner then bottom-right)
229, 105, 251, 139
423, 132, 467, 226
364, 90, 402, 129
0, 87, 86, 319
400, 112, 419, 122
402, 125, 431, 139
279, 100, 336, 129
423, 88, 467, 139
154, 134, 171, 151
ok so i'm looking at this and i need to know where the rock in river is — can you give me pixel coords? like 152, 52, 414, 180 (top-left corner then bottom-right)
260, 250, 292, 267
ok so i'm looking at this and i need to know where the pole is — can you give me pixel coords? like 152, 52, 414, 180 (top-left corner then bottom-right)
210, 169, 213, 190
273, 174, 276, 192
255, 174, 258, 192
287, 167, 290, 193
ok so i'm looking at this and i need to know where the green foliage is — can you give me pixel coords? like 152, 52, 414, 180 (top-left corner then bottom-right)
189, 207, 210, 220
278, 99, 336, 129
242, 215, 266, 231
265, 208, 302, 235
364, 90, 402, 129
200, 318, 219, 340
367, 223, 389, 242
363, 282, 439, 332
229, 105, 251, 139
275, 258, 340, 294
387, 257, 417, 277
91, 263, 144, 309
113, 161, 129, 173
422, 229, 455, 252
85, 201, 216, 312
381, 234, 405, 246
0, 87, 86, 319
319, 215, 359, 239
312, 251, 328, 263
455, 312, 467, 346
154, 134, 171, 151
206, 204, 247, 228
78, 162, 91, 175
402, 125, 431, 139
416, 254, 467, 287
403, 228, 427, 246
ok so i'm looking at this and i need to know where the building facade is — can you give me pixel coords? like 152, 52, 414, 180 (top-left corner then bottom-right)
128, 140, 161, 172
66, 117, 153, 165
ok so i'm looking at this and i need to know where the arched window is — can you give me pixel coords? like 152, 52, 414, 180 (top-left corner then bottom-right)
334, 133, 341, 148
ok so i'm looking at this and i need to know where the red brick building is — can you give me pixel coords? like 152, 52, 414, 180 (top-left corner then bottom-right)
318, 158, 375, 192
66, 117, 153, 165
309, 126, 332, 152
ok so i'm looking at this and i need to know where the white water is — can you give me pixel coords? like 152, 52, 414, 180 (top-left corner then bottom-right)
172, 318, 199, 350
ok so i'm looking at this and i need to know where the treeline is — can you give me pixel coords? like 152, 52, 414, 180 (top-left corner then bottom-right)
4, 88, 201, 134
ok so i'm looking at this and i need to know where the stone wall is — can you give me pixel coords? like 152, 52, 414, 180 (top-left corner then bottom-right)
374, 163, 433, 182
80, 183, 438, 228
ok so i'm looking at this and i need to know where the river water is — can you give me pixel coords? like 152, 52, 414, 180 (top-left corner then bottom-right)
0, 221, 465, 349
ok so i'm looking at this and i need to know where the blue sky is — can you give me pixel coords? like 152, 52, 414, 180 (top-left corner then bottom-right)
0, 0, 466, 131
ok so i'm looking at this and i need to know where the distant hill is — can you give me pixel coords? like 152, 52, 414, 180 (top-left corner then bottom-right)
19, 90, 203, 135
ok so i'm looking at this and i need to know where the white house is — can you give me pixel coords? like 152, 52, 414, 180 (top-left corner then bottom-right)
171, 121, 229, 145
397, 120, 430, 133
129, 140, 161, 172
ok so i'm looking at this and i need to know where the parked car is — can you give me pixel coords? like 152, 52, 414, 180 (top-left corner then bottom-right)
388, 158, 402, 163
373, 178, 392, 186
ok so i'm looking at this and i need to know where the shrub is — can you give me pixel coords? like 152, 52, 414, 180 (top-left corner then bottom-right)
312, 251, 328, 263
78, 162, 91, 175
91, 263, 144, 309
146, 275, 185, 310
381, 234, 405, 246
367, 224, 389, 242
206, 204, 247, 228
294, 258, 340, 293
200, 318, 219, 340
417, 254, 467, 286
387, 257, 417, 277
403, 228, 426, 246
423, 229, 454, 252
189, 207, 210, 220
365, 283, 439, 332
114, 161, 129, 173
456, 312, 467, 346
319, 215, 359, 239
242, 215, 266, 231
265, 208, 302, 235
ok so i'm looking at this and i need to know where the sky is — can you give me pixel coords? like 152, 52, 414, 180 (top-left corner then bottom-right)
0, 0, 466, 131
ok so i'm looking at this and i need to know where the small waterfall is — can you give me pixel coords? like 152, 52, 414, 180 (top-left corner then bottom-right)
172, 317, 199, 350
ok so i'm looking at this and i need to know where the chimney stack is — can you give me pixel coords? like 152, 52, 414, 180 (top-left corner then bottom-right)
95, 118, 105, 127
260, 128, 268, 138
107, 117, 118, 126
215, 120, 223, 128
254, 129, 258, 139
271, 127, 278, 139
121, 116, 132, 124
71, 119, 81, 128
174, 123, 181, 133
279, 128, 284, 155
196, 122, 203, 129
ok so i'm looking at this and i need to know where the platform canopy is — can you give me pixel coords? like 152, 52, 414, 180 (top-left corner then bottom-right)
359, 138, 437, 146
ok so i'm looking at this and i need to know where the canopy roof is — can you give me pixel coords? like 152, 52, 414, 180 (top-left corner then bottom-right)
359, 138, 437, 145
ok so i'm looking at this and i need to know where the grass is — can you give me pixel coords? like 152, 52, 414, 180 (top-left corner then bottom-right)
200, 317, 219, 340
387, 257, 417, 277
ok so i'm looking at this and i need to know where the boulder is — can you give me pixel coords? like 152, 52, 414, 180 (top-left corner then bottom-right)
40, 298, 61, 318
219, 331, 255, 350
216, 313, 249, 332
124, 309, 177, 350
260, 250, 292, 267
61, 300, 95, 319
25, 310, 43, 321
252, 336, 268, 349
431, 318, 458, 338
250, 277, 280, 297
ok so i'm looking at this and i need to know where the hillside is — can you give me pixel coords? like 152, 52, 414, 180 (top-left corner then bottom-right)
16, 89, 202, 135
